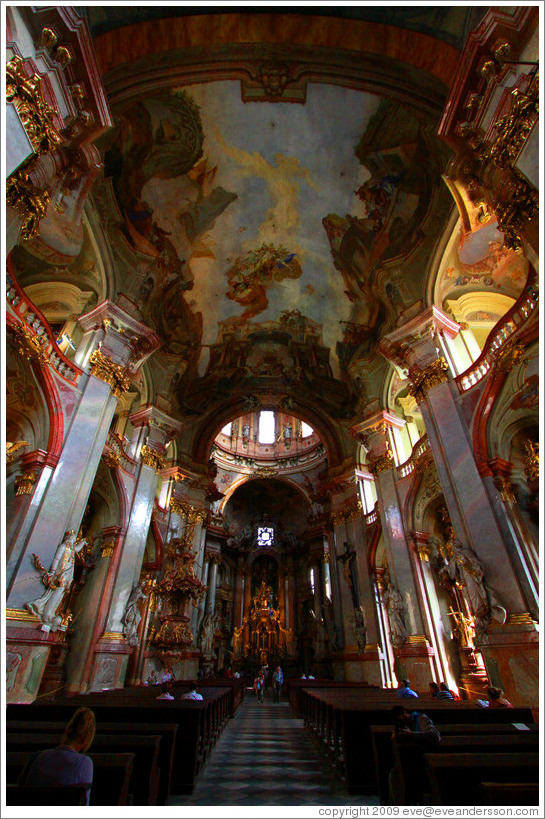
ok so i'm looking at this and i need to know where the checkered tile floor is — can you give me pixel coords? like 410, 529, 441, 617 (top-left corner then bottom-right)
169, 691, 380, 806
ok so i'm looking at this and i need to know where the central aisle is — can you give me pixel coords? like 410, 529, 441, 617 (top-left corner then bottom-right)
170, 691, 380, 807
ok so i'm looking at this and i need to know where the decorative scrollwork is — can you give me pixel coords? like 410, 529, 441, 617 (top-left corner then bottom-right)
494, 342, 525, 373
89, 349, 131, 397
6, 54, 62, 156
11, 322, 50, 365
408, 357, 449, 403
140, 444, 165, 473
15, 471, 38, 496
368, 449, 395, 476
6, 441, 29, 463
6, 168, 51, 241
523, 440, 539, 483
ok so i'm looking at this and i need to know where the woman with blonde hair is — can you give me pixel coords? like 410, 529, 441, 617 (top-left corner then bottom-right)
19, 707, 96, 803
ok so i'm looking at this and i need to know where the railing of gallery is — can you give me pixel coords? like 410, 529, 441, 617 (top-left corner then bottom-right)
6, 264, 83, 387
456, 278, 538, 393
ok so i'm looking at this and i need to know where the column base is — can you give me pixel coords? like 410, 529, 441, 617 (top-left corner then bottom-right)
331, 646, 385, 684
394, 635, 435, 691
477, 617, 539, 707
6, 613, 57, 703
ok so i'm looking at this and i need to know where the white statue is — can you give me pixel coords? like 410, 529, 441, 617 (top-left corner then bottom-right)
382, 581, 407, 648
123, 583, 146, 647
27, 530, 89, 631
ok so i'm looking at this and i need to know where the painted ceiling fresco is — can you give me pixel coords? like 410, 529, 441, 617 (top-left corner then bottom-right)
102, 79, 452, 413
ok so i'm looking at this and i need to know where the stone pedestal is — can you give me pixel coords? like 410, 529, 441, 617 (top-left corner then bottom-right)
6, 612, 58, 703
477, 617, 539, 708
394, 636, 436, 693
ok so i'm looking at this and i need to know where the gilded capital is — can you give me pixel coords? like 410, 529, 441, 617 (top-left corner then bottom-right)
140, 444, 166, 473
368, 450, 395, 476
408, 357, 449, 403
89, 349, 131, 397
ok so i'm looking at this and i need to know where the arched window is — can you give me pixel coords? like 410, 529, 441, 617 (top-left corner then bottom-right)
302, 421, 313, 437
221, 422, 232, 436
259, 411, 275, 444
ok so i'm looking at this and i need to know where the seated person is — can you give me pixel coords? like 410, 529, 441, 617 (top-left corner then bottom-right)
390, 706, 440, 804
437, 682, 455, 700
396, 678, 419, 698
156, 682, 175, 701
181, 682, 203, 701
145, 669, 157, 686
428, 681, 440, 698
19, 707, 95, 804
487, 686, 513, 708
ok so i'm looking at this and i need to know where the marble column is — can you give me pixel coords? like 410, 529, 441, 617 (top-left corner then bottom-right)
382, 306, 539, 705
353, 411, 435, 689
6, 303, 159, 701
205, 554, 220, 615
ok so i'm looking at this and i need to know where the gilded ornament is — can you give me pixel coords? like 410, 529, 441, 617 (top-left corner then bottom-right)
41, 28, 58, 49
409, 357, 449, 403
486, 72, 538, 170
140, 444, 165, 473
100, 541, 116, 558
6, 607, 41, 622
89, 349, 131, 397
54, 46, 72, 67
11, 322, 49, 366
15, 471, 38, 496
494, 476, 517, 504
368, 449, 395, 476
522, 440, 539, 483
6, 55, 62, 156
101, 631, 124, 641
494, 173, 538, 252
7, 169, 51, 241
415, 541, 431, 562
6, 441, 29, 463
103, 450, 121, 469
504, 612, 536, 627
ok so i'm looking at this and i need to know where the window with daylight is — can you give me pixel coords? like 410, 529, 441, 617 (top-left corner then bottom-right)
259, 410, 275, 443
257, 527, 274, 547
302, 422, 313, 437
221, 422, 232, 436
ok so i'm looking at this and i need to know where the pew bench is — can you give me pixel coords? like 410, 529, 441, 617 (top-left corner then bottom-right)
479, 782, 540, 806
6, 783, 88, 806
6, 750, 134, 806
424, 752, 539, 806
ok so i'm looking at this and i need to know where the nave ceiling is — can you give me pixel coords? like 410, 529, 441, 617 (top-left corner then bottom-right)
13, 4, 523, 470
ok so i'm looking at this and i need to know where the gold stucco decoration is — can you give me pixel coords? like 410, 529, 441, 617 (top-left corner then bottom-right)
89, 349, 131, 397
7, 169, 51, 241
408, 357, 449, 403
368, 449, 395, 476
15, 471, 38, 496
6, 54, 62, 156
140, 444, 165, 473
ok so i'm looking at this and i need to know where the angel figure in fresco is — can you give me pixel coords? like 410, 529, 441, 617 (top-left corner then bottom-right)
27, 530, 90, 631
225, 243, 303, 324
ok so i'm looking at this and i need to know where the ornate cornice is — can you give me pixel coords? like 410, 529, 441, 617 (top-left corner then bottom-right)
408, 357, 449, 403
140, 444, 165, 473
89, 349, 131, 397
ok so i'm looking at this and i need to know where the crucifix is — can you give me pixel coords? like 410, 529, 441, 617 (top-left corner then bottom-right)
336, 541, 358, 609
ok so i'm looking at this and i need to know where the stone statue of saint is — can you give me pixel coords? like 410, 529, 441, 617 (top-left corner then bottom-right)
123, 583, 146, 647
200, 607, 215, 656
382, 581, 407, 648
351, 606, 367, 651
27, 530, 89, 631
448, 539, 506, 634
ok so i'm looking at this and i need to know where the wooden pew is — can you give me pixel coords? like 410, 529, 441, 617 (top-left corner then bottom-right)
370, 723, 539, 805
6, 732, 160, 806
394, 733, 540, 805
6, 750, 134, 806
6, 720, 177, 806
6, 783, 88, 806
297, 687, 535, 794
7, 687, 231, 795
425, 753, 539, 806
480, 782, 540, 806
